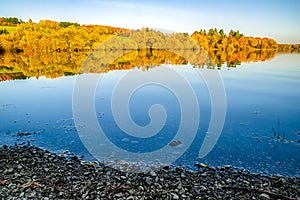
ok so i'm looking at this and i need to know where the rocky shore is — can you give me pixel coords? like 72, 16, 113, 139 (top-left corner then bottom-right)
0, 145, 299, 199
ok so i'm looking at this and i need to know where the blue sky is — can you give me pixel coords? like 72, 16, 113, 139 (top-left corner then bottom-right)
1, 0, 300, 43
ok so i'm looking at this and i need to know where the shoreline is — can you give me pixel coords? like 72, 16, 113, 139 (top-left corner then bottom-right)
0, 145, 299, 199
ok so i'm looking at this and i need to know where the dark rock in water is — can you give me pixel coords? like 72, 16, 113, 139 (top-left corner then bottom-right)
169, 140, 182, 147
195, 162, 208, 168
15, 132, 31, 137
222, 165, 231, 170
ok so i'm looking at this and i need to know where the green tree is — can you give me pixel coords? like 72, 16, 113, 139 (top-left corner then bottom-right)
0, 29, 9, 35
59, 21, 80, 28
219, 29, 225, 38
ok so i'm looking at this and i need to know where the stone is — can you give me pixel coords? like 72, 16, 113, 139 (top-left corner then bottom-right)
172, 193, 179, 200
8, 167, 14, 173
259, 193, 270, 199
150, 171, 157, 177
138, 186, 144, 191
145, 177, 153, 185
115, 193, 123, 198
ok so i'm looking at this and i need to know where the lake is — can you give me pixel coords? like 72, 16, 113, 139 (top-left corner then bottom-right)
0, 51, 299, 176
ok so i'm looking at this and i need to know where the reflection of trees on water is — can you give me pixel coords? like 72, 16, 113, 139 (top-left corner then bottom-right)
0, 48, 281, 81
0, 51, 87, 81
0, 66, 27, 81
210, 49, 277, 68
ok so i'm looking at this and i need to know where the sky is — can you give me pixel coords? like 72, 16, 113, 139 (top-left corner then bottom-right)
1, 0, 300, 43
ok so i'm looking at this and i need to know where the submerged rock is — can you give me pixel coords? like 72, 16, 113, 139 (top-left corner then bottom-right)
169, 140, 182, 147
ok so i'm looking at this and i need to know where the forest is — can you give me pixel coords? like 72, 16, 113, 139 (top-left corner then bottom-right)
1, 17, 299, 53
0, 17, 299, 81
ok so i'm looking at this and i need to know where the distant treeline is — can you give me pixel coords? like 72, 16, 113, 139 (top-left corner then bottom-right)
58, 21, 80, 28
0, 17, 24, 26
191, 28, 278, 52
0, 19, 128, 52
0, 17, 299, 54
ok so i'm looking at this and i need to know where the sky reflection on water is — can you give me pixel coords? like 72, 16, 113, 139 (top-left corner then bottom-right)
0, 54, 299, 176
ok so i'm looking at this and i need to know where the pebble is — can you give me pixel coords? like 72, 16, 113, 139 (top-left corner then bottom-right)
19, 192, 24, 197
115, 193, 123, 198
145, 177, 152, 185
259, 193, 270, 199
8, 167, 14, 173
198, 163, 207, 168
172, 193, 179, 199
222, 165, 231, 169
27, 192, 36, 198
138, 186, 144, 191
150, 171, 157, 177
169, 140, 182, 147
129, 189, 135, 194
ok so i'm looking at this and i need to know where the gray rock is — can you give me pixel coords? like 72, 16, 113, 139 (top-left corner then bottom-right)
115, 193, 123, 198
172, 193, 179, 199
138, 186, 144, 191
150, 171, 157, 177
145, 177, 153, 185
8, 167, 14, 173
19, 192, 25, 197
259, 193, 270, 199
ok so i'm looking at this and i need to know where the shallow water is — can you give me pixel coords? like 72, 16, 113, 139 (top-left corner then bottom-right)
0, 53, 299, 176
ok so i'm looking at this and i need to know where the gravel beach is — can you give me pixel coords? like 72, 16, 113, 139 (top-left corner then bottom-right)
0, 145, 299, 200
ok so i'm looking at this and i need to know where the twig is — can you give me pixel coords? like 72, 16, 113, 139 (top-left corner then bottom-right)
221, 186, 297, 200
277, 120, 280, 139
272, 127, 276, 137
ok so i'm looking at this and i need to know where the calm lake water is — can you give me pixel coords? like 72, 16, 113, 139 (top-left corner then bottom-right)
0, 53, 299, 176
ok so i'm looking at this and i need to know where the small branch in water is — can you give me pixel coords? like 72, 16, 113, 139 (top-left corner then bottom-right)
272, 127, 276, 137
277, 120, 280, 139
